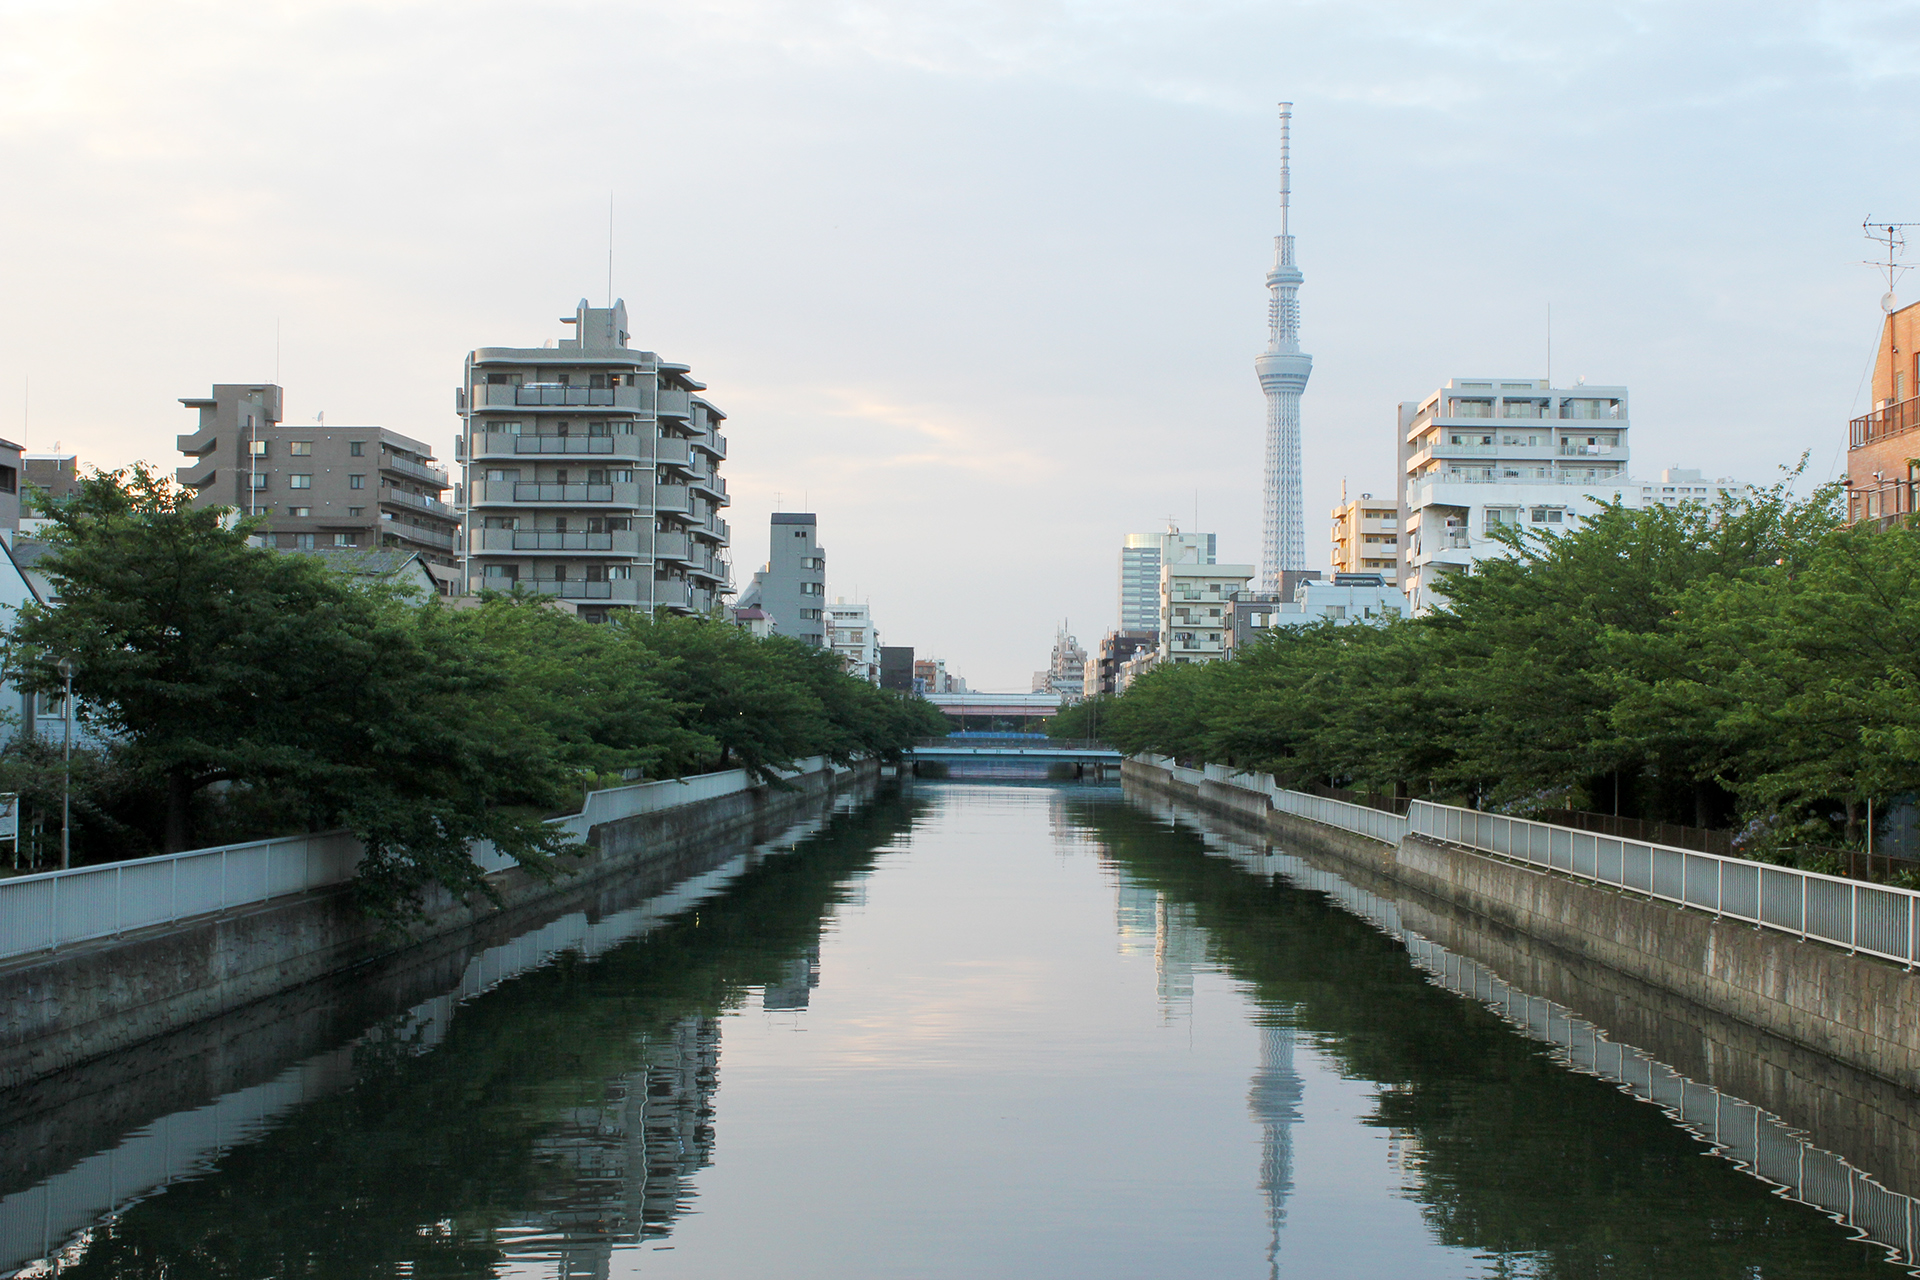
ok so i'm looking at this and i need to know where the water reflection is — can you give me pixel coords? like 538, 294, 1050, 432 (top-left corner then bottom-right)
7, 781, 1920, 1279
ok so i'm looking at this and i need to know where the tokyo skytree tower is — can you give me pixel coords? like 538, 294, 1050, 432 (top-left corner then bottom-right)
1254, 103, 1312, 592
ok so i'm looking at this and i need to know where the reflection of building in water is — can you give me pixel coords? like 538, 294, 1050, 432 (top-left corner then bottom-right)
1114, 880, 1159, 958
507, 1014, 720, 1278
763, 944, 822, 1011
1155, 897, 1205, 1020
1247, 1021, 1304, 1279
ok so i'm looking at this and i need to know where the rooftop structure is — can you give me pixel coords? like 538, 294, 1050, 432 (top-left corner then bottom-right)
460, 299, 731, 621
1255, 103, 1311, 593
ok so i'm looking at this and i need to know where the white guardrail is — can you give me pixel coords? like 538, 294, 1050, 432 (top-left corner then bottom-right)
0, 757, 852, 964
1143, 755, 1920, 968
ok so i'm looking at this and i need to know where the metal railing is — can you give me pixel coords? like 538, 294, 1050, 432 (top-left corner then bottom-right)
1407, 801, 1920, 967
1851, 393, 1920, 448
0, 832, 361, 963
0, 758, 851, 961
1141, 755, 1920, 966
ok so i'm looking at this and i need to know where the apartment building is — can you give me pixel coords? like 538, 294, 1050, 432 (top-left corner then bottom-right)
1636, 468, 1747, 509
1158, 561, 1254, 664
1397, 378, 1633, 612
20, 453, 80, 537
1330, 493, 1400, 586
1120, 529, 1214, 635
177, 384, 459, 580
1084, 629, 1155, 697
1033, 626, 1087, 705
914, 657, 965, 695
827, 600, 880, 682
460, 300, 731, 621
737, 513, 826, 644
1847, 297, 1920, 525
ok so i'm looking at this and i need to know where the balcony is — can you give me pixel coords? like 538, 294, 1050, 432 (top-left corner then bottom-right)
514, 482, 614, 503
1851, 394, 1920, 448
654, 437, 693, 468
384, 522, 457, 551
1558, 443, 1619, 456
381, 488, 457, 518
522, 578, 644, 603
654, 484, 692, 515
513, 435, 618, 455
655, 531, 692, 563
382, 453, 450, 487
689, 472, 727, 503
694, 433, 727, 460
470, 528, 648, 555
657, 388, 692, 419
651, 578, 692, 611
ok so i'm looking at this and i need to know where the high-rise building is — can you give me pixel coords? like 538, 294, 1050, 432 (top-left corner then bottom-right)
20, 452, 79, 538
1397, 378, 1632, 612
1033, 625, 1087, 705
1330, 492, 1400, 586
460, 299, 732, 622
826, 599, 880, 682
879, 646, 915, 692
178, 384, 459, 584
737, 513, 826, 644
1254, 103, 1311, 594
1120, 529, 1214, 634
1083, 630, 1155, 698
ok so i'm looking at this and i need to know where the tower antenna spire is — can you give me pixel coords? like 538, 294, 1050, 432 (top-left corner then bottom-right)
1256, 101, 1312, 591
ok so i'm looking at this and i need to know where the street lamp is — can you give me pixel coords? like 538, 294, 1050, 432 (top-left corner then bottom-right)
56, 657, 72, 870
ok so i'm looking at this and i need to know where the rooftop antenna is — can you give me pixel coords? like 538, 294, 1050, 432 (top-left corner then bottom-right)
1864, 218, 1920, 312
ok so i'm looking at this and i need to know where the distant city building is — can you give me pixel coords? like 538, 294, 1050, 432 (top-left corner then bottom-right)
738, 513, 825, 644
1636, 468, 1748, 509
879, 645, 915, 692
1084, 629, 1155, 698
20, 452, 79, 537
1849, 297, 1920, 524
1117, 646, 1159, 692
1033, 626, 1087, 704
1226, 573, 1408, 657
460, 299, 732, 621
1159, 561, 1255, 664
178, 384, 460, 588
913, 657, 965, 695
826, 600, 880, 682
1397, 378, 1634, 613
1330, 491, 1399, 586
1121, 529, 1213, 634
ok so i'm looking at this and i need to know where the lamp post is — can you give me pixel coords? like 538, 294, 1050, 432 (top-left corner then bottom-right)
56, 657, 72, 870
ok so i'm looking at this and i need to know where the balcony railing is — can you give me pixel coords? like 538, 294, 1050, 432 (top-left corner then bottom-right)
1852, 394, 1920, 448
1558, 443, 1619, 456
513, 436, 617, 455
514, 531, 614, 551
384, 522, 456, 551
654, 484, 692, 514
657, 388, 692, 418
514, 482, 615, 503
523, 579, 638, 601
381, 488, 457, 517
382, 453, 450, 487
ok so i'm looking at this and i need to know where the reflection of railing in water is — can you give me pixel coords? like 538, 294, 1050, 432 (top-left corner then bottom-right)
1153, 800, 1920, 1276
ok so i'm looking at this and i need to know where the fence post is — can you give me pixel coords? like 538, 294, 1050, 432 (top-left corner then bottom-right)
1801, 873, 1808, 941
1715, 859, 1723, 919
50, 872, 58, 952
1850, 883, 1858, 954
116, 864, 123, 936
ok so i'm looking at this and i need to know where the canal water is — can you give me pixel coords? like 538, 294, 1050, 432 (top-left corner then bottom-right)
6, 780, 1920, 1278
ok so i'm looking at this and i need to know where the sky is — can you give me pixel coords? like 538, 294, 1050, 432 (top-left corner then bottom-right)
1, 0, 1917, 690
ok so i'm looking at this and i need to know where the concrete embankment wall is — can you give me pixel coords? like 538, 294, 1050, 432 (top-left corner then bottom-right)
1125, 758, 1920, 1095
0, 763, 873, 1092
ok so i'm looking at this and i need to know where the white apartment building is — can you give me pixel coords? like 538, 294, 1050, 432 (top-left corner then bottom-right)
1159, 561, 1254, 664
1637, 467, 1748, 507
1330, 494, 1399, 586
1398, 378, 1633, 612
1121, 529, 1214, 634
826, 600, 881, 683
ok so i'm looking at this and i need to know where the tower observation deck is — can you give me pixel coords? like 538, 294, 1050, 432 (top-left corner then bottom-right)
1255, 103, 1312, 591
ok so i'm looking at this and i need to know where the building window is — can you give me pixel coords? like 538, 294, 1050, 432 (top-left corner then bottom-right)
293, 533, 316, 550
287, 506, 311, 517
289, 441, 311, 456
349, 474, 365, 489
333, 534, 354, 547
289, 474, 312, 489
484, 564, 518, 580
1529, 507, 1563, 524
347, 506, 364, 516
349, 441, 364, 457
249, 473, 268, 490
248, 440, 269, 457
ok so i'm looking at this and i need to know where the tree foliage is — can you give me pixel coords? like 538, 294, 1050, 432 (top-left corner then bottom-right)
1102, 471, 1907, 848
4, 467, 944, 919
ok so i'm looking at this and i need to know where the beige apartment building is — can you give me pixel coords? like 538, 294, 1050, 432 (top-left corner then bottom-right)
1330, 493, 1400, 586
460, 299, 731, 622
176, 384, 459, 583
1158, 561, 1254, 664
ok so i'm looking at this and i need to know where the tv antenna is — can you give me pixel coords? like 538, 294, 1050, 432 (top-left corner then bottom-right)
1863, 218, 1920, 312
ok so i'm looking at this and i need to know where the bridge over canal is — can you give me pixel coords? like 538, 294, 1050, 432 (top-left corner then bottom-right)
903, 736, 1123, 779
